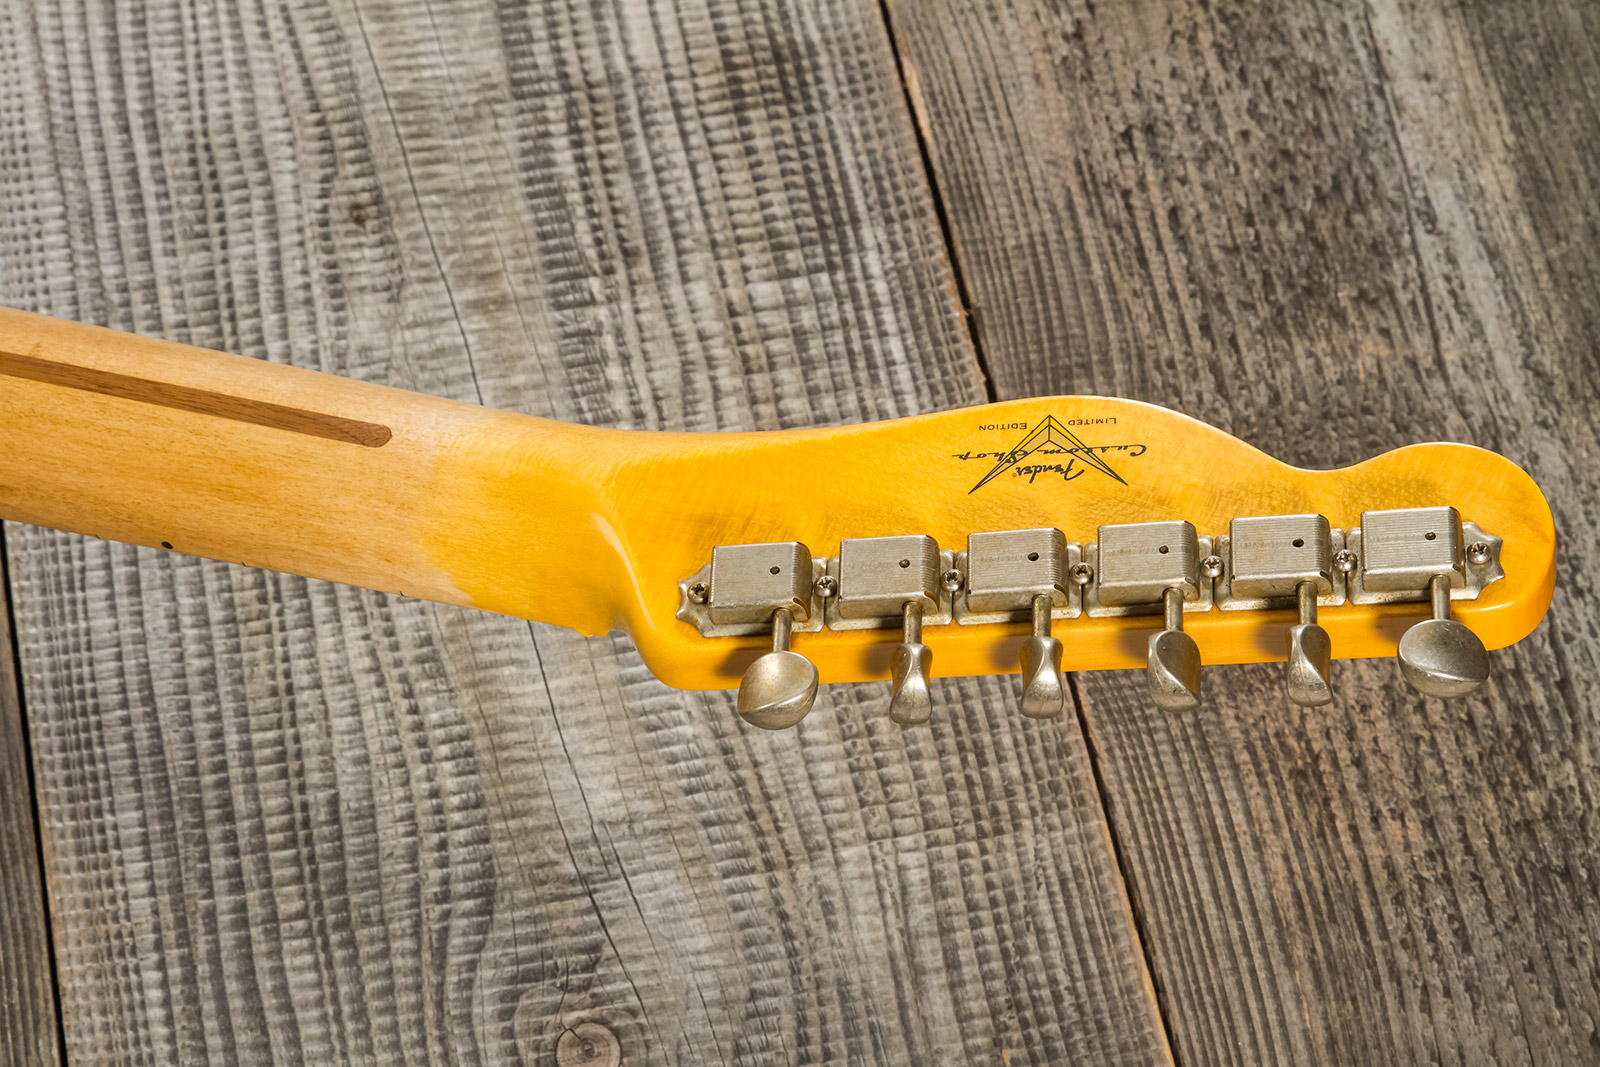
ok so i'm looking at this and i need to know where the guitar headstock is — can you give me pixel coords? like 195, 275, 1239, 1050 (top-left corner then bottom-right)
441, 396, 1555, 729
5, 309, 1548, 728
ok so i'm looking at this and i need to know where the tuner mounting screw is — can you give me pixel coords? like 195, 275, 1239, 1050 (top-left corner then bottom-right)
941, 568, 965, 593
814, 574, 839, 599
1466, 541, 1492, 566
687, 581, 709, 605
1199, 554, 1224, 580
1333, 549, 1358, 575
1069, 561, 1094, 586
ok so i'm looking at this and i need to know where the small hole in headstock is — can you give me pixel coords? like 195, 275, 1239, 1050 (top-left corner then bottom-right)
1425, 531, 1437, 541
1292, 538, 1304, 548
1027, 552, 1039, 562
770, 565, 781, 574
898, 558, 911, 568
1158, 545, 1170, 554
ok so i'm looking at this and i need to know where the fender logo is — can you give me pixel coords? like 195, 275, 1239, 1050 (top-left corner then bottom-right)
955, 416, 1144, 493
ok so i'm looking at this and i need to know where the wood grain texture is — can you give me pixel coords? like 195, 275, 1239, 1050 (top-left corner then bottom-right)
0, 346, 394, 446
890, 0, 1600, 1064
0, 1, 1172, 1064
0, 542, 60, 1067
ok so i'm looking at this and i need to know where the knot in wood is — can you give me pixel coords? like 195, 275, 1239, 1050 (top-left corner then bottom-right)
555, 1021, 621, 1067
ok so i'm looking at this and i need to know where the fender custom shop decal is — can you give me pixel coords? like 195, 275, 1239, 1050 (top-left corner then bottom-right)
955, 415, 1146, 493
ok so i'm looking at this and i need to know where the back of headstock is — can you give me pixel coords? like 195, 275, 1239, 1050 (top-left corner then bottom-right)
0, 304, 1549, 730
570, 397, 1553, 729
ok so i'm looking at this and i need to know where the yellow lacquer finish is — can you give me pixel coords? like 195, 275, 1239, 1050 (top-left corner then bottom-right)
0, 307, 1555, 693
418, 396, 1555, 691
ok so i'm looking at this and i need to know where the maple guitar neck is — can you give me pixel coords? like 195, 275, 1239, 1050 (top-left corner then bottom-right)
0, 306, 1555, 704
0, 306, 629, 633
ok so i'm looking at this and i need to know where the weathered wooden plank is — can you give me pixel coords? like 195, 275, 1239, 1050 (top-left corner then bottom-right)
0, 1, 1173, 1064
890, 0, 1600, 1064
0, 537, 60, 1067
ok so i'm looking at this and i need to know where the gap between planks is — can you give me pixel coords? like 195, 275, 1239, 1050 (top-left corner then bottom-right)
873, 1, 1184, 1061
0, 523, 67, 1067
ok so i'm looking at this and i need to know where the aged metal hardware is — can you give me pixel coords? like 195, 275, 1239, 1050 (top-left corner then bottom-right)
956, 527, 1078, 622
677, 543, 827, 638
890, 602, 933, 726
676, 507, 1509, 724
737, 606, 819, 729
825, 535, 951, 629
1083, 520, 1206, 710
1146, 587, 1203, 711
1345, 507, 1504, 604
697, 542, 822, 729
1082, 521, 1214, 617
824, 534, 946, 723
1356, 506, 1464, 594
709, 541, 816, 625
1216, 513, 1341, 704
1020, 593, 1065, 719
1347, 507, 1493, 698
1216, 513, 1344, 610
1286, 581, 1334, 707
1345, 506, 1493, 698
1091, 520, 1200, 608
1397, 574, 1491, 698
958, 527, 1072, 716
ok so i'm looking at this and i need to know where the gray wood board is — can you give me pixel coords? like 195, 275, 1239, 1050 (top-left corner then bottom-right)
0, 540, 60, 1067
0, 1, 1172, 1064
888, 0, 1600, 1064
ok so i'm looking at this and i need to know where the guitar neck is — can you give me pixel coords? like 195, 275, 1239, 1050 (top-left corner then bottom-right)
1, 307, 1556, 707
0, 306, 631, 636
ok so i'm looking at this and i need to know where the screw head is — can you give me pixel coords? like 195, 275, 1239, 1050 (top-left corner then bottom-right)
1069, 561, 1094, 586
1466, 541, 1492, 566
1199, 554, 1224, 580
687, 581, 709, 605
1333, 549, 1358, 574
941, 568, 965, 593
814, 574, 839, 599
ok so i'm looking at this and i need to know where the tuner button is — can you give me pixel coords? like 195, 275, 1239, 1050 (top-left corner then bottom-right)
962, 529, 1074, 720
737, 608, 819, 729
1286, 581, 1334, 707
1147, 587, 1202, 711
831, 534, 944, 725
889, 601, 934, 726
1021, 593, 1066, 719
1397, 574, 1489, 699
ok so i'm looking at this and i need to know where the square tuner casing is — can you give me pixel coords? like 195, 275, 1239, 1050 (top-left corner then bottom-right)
1217, 513, 1338, 609
708, 541, 815, 625
834, 535, 942, 621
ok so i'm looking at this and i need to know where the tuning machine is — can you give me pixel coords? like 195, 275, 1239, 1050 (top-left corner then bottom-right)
703, 542, 822, 729
827, 535, 951, 725
957, 528, 1077, 718
1215, 513, 1343, 706
1347, 507, 1496, 698
1084, 521, 1210, 711
679, 506, 1509, 723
